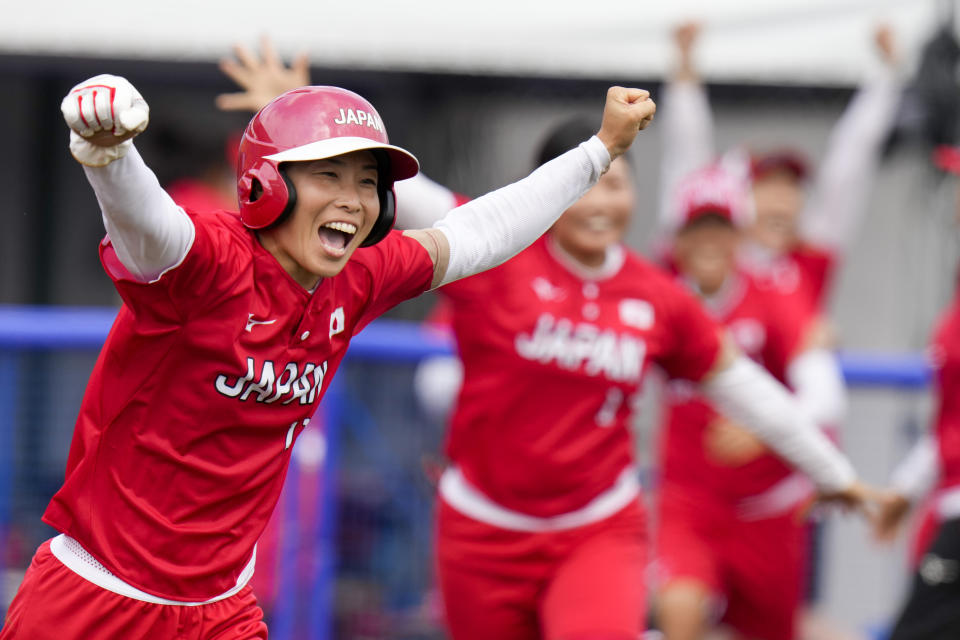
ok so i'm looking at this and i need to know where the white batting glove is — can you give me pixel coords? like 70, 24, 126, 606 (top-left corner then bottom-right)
60, 74, 149, 167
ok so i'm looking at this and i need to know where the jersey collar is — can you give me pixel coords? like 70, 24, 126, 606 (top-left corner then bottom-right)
545, 236, 626, 282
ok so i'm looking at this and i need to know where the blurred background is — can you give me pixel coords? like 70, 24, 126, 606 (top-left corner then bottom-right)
1, 0, 959, 638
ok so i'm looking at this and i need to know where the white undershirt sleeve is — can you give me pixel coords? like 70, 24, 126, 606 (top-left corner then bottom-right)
394, 173, 461, 230
83, 145, 195, 283
703, 355, 856, 492
890, 434, 939, 503
658, 80, 715, 232
433, 135, 610, 286
800, 67, 901, 254
786, 348, 849, 428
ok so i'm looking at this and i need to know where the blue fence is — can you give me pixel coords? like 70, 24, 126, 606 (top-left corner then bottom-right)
0, 304, 932, 637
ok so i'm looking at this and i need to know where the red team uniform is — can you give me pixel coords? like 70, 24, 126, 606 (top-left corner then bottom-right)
745, 242, 835, 320
656, 272, 811, 640
887, 283, 960, 638
435, 235, 722, 640
3, 213, 433, 637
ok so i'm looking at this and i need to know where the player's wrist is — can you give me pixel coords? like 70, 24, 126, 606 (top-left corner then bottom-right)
69, 131, 134, 167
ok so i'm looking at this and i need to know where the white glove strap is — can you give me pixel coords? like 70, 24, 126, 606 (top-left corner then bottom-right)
433, 136, 610, 286
703, 355, 857, 493
70, 130, 134, 168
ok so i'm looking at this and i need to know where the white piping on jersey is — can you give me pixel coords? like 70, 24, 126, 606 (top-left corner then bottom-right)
545, 236, 626, 282
49, 534, 256, 606
439, 464, 639, 532
690, 271, 748, 319
733, 471, 814, 521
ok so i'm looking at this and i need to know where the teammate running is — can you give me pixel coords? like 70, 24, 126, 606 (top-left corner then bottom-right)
653, 164, 847, 640
0, 74, 656, 638
870, 145, 960, 640
429, 120, 869, 640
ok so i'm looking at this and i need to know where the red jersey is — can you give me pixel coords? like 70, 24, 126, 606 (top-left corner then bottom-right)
660, 273, 807, 502
43, 210, 433, 601
440, 236, 722, 518
747, 242, 835, 320
931, 293, 960, 491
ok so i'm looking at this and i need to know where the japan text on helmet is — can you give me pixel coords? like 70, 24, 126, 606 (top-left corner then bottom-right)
237, 86, 419, 246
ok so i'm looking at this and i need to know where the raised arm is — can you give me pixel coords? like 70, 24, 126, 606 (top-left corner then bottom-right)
404, 87, 656, 289
658, 22, 716, 232
799, 24, 902, 254
61, 75, 194, 283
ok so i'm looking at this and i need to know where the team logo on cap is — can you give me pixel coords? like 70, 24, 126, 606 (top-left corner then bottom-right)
333, 108, 383, 132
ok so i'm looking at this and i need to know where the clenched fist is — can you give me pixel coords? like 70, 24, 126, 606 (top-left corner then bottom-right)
596, 86, 656, 160
61, 74, 150, 166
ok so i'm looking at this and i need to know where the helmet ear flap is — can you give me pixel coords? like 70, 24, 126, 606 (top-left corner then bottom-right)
238, 161, 295, 229
361, 186, 396, 247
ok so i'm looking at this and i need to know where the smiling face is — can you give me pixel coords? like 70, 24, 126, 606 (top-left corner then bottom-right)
549, 157, 636, 267
749, 169, 804, 254
673, 214, 739, 296
257, 150, 381, 289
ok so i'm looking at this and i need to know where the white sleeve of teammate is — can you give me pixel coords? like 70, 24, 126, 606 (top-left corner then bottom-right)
433, 135, 610, 286
413, 355, 464, 422
394, 173, 460, 230
799, 67, 901, 253
786, 348, 849, 428
84, 146, 195, 283
703, 355, 856, 492
890, 433, 940, 502
658, 80, 715, 231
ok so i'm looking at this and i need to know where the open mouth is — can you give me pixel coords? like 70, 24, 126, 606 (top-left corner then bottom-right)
317, 221, 358, 257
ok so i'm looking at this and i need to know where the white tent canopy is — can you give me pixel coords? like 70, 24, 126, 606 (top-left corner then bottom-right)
3, 0, 946, 85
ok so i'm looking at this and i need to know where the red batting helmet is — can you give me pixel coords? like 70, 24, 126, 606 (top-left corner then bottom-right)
237, 86, 419, 246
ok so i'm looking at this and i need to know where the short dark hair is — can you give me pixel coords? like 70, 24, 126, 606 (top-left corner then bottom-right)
535, 117, 603, 168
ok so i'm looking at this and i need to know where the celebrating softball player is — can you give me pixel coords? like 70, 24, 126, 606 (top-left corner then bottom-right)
0, 74, 654, 638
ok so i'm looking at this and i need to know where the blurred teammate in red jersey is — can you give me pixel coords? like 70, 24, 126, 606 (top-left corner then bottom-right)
653, 165, 847, 640
425, 121, 868, 640
656, 23, 901, 640
870, 145, 960, 640
659, 21, 902, 318
0, 72, 656, 638
216, 46, 877, 640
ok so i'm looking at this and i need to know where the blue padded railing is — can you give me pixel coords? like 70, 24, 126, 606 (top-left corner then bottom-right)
0, 304, 933, 637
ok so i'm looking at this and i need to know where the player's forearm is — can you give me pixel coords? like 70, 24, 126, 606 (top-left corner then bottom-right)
658, 80, 715, 231
703, 355, 856, 492
890, 433, 939, 502
394, 173, 461, 230
84, 146, 195, 282
800, 67, 901, 252
786, 348, 849, 428
432, 136, 610, 285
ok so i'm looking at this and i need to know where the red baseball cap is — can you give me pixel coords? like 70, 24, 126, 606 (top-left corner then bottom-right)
750, 149, 809, 182
673, 164, 753, 230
